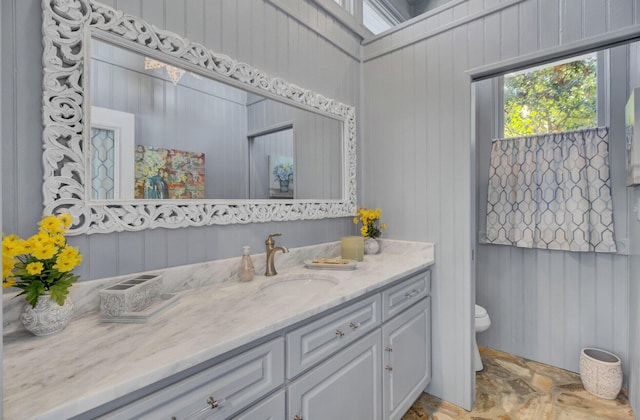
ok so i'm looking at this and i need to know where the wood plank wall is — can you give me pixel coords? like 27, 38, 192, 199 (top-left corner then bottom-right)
2, 0, 360, 284
629, 196, 640, 412
0, 0, 4, 415
363, 1, 480, 410
362, 0, 640, 411
628, 42, 640, 415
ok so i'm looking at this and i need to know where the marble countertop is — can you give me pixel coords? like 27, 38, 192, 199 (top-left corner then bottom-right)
3, 240, 434, 419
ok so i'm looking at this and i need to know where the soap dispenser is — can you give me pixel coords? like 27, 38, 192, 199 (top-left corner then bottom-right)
238, 246, 255, 282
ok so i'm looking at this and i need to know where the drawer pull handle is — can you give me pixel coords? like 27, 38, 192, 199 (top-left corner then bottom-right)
207, 397, 219, 409
349, 322, 360, 329
385, 365, 393, 371
405, 289, 422, 299
336, 329, 345, 337
294, 416, 303, 420
385, 346, 393, 352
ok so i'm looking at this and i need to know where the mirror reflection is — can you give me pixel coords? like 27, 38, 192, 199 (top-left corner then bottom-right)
89, 38, 343, 201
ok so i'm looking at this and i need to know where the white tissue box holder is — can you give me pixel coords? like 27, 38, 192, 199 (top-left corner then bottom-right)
99, 274, 163, 320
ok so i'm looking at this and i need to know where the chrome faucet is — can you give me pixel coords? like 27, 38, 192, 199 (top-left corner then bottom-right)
265, 233, 289, 276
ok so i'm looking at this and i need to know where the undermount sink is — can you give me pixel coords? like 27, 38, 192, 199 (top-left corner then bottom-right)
259, 274, 338, 296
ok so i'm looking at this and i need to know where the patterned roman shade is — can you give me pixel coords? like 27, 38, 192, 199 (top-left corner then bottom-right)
486, 127, 616, 253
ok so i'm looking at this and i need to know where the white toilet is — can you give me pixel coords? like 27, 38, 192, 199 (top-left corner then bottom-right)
474, 304, 491, 371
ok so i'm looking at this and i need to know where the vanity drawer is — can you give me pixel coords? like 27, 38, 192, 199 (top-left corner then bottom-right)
286, 294, 381, 378
382, 270, 430, 322
230, 389, 285, 420
102, 337, 284, 420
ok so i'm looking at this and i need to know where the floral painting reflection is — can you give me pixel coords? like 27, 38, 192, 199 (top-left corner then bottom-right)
135, 146, 205, 199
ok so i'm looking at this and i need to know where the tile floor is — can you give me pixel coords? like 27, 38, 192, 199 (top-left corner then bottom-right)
403, 346, 635, 419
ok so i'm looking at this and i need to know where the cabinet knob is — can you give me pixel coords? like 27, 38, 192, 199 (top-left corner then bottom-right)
294, 415, 303, 420
335, 329, 345, 337
207, 397, 219, 409
385, 365, 393, 371
349, 322, 360, 329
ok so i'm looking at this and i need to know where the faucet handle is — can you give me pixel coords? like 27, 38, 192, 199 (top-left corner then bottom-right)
266, 233, 282, 244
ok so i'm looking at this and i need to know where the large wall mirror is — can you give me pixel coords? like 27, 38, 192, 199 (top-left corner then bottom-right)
42, 0, 356, 235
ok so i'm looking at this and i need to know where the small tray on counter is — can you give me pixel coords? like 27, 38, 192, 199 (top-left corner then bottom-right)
304, 258, 358, 270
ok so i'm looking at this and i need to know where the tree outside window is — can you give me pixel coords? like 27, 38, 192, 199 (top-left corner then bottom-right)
503, 55, 597, 138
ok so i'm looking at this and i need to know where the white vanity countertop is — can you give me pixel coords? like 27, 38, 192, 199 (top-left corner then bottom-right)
3, 240, 434, 419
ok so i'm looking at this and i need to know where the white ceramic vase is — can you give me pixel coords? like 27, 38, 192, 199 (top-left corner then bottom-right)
364, 237, 380, 255
20, 293, 74, 336
579, 347, 622, 400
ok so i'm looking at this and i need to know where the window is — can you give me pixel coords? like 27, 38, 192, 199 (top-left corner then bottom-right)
503, 54, 598, 138
333, 0, 355, 15
363, 0, 401, 35
330, 0, 404, 36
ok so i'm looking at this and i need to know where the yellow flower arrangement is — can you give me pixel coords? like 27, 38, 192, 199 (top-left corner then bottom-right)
2, 214, 82, 307
353, 207, 387, 239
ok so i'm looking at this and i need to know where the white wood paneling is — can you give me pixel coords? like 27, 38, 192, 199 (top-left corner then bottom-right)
363, 0, 640, 411
362, 0, 526, 62
629, 188, 640, 414
628, 40, 640, 416
0, 0, 3, 416
364, 28, 475, 411
476, 245, 630, 370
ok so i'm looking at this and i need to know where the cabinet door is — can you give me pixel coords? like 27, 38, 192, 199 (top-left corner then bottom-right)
230, 390, 285, 420
288, 330, 382, 420
382, 297, 431, 420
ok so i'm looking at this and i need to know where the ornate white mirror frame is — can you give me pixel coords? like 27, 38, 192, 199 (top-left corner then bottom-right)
42, 0, 357, 235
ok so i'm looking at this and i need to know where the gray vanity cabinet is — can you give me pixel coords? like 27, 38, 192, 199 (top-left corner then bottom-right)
287, 269, 431, 420
382, 297, 431, 420
84, 269, 431, 420
288, 330, 383, 420
98, 337, 285, 420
